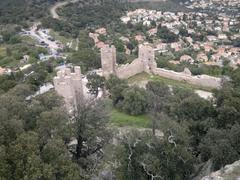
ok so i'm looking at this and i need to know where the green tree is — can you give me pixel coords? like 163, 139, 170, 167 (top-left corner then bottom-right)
87, 72, 105, 97
121, 86, 148, 115
71, 98, 111, 170
117, 130, 194, 180
146, 81, 172, 134
157, 25, 179, 43
200, 126, 240, 170
176, 95, 215, 121
106, 75, 128, 106
70, 48, 100, 72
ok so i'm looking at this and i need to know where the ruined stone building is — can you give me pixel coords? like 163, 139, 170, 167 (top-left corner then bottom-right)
101, 44, 157, 79
101, 44, 221, 89
53, 66, 83, 110
101, 45, 116, 78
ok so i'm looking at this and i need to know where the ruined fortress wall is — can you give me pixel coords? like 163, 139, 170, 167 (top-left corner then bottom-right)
153, 68, 221, 89
70, 66, 83, 97
54, 77, 74, 106
101, 45, 116, 78
116, 58, 144, 79
53, 66, 83, 109
100, 44, 222, 89
138, 44, 156, 73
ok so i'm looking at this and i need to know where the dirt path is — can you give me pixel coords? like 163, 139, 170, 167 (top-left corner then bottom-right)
50, 0, 80, 19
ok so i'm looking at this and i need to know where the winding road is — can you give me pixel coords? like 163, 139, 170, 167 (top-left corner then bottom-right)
50, 0, 80, 19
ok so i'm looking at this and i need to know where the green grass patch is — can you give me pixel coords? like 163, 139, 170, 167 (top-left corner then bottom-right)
128, 72, 213, 92
110, 109, 151, 128
21, 36, 38, 44
49, 30, 71, 45
0, 46, 6, 57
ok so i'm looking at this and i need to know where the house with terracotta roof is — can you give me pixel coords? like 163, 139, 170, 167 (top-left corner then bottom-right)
180, 55, 194, 63
197, 52, 208, 62
170, 42, 182, 51
95, 28, 107, 35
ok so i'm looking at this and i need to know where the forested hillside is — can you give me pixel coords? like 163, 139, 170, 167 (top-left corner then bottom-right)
0, 0, 61, 25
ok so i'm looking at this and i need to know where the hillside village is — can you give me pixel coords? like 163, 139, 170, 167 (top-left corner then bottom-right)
109, 8, 239, 68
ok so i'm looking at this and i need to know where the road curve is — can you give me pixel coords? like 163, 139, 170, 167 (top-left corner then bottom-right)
50, 0, 79, 19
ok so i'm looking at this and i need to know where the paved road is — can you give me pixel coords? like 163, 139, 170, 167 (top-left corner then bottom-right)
50, 0, 80, 19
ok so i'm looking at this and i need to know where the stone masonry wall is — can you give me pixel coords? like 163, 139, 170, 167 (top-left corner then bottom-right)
101, 45, 116, 78
138, 44, 157, 73
53, 66, 83, 110
116, 58, 144, 79
153, 68, 221, 88
100, 44, 222, 89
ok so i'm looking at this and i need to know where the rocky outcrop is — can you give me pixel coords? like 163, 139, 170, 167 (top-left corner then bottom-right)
202, 160, 240, 180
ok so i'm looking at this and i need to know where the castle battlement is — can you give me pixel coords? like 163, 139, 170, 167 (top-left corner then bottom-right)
53, 66, 83, 110
100, 44, 221, 89
101, 44, 156, 79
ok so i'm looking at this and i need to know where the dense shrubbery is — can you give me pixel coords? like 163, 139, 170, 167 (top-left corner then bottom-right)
0, 81, 110, 180
106, 73, 240, 178
67, 31, 101, 72
157, 25, 179, 43
0, 0, 60, 25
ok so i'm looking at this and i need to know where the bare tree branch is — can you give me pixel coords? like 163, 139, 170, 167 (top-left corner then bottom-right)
140, 162, 163, 180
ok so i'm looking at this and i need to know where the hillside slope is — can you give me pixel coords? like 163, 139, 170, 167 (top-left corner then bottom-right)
202, 160, 240, 180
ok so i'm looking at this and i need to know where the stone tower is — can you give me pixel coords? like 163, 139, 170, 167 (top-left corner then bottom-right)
101, 45, 116, 78
53, 66, 83, 110
138, 44, 156, 73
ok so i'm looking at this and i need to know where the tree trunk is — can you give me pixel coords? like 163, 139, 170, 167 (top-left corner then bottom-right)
76, 135, 84, 159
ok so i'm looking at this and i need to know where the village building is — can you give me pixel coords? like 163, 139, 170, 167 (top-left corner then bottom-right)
218, 34, 228, 40
193, 44, 201, 50
155, 42, 168, 52
185, 37, 193, 44
207, 35, 218, 42
170, 42, 182, 51
202, 43, 215, 52
148, 28, 157, 36
119, 36, 130, 43
95, 28, 107, 35
180, 55, 194, 63
135, 34, 144, 42
197, 52, 208, 62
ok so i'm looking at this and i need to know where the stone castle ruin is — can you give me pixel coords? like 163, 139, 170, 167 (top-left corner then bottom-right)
101, 44, 158, 79
101, 44, 221, 89
53, 44, 221, 110
101, 45, 117, 78
53, 66, 83, 110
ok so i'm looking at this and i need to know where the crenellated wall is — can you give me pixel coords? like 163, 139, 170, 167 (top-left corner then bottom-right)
100, 44, 222, 89
53, 66, 83, 110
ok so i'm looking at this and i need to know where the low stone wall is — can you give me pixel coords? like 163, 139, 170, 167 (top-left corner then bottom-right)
153, 68, 221, 89
116, 59, 144, 79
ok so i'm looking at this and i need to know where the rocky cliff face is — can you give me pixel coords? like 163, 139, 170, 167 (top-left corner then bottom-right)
202, 160, 240, 180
